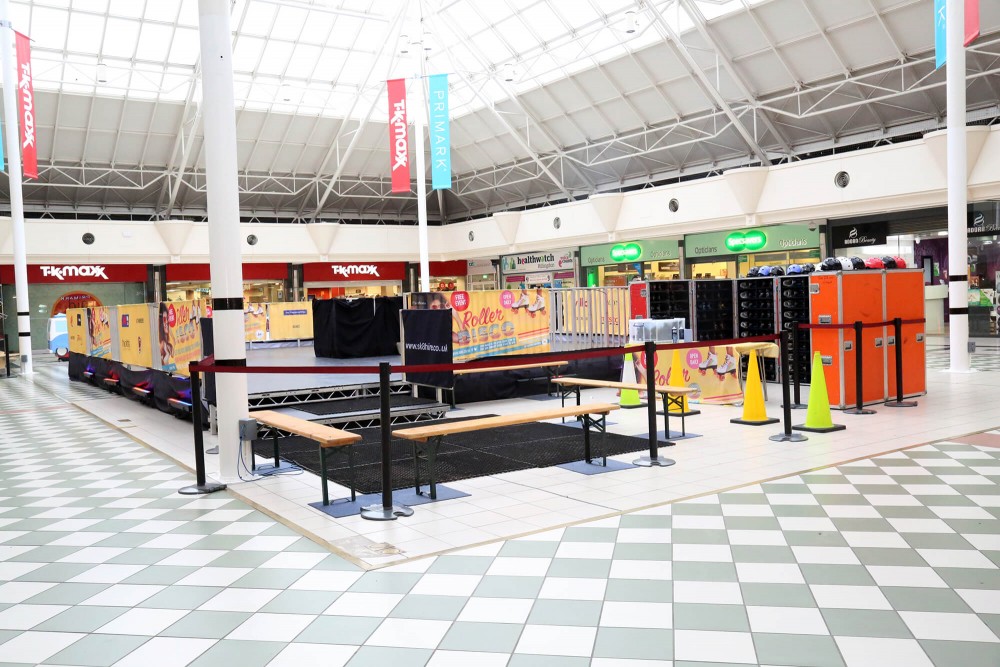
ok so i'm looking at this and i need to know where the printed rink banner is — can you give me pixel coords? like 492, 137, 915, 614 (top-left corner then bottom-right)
268, 302, 313, 341
244, 303, 267, 342
633, 345, 743, 404
87, 306, 113, 359
67, 308, 87, 354
410, 289, 551, 362
158, 300, 202, 376
117, 304, 153, 368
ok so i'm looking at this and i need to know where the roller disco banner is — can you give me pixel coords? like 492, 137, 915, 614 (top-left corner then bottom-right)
387, 78, 410, 193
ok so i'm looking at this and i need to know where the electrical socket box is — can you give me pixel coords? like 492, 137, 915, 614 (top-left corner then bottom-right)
239, 418, 259, 442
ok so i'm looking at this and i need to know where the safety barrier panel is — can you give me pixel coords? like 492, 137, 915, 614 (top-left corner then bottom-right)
549, 287, 630, 349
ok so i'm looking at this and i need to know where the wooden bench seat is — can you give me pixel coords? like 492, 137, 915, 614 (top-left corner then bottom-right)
394, 402, 619, 499
252, 410, 362, 506
553, 377, 698, 442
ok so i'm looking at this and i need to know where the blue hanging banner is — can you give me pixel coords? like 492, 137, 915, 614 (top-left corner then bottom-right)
427, 73, 451, 190
934, 0, 946, 69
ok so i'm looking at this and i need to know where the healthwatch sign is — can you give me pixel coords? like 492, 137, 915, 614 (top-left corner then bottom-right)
684, 224, 820, 257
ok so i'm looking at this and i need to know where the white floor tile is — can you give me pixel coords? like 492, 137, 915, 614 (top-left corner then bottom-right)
672, 544, 733, 562
0, 603, 69, 630
324, 593, 404, 617
81, 584, 165, 607
199, 587, 280, 612
956, 589, 1000, 614
287, 570, 363, 592
736, 563, 805, 584
111, 636, 216, 667
555, 542, 616, 559
791, 546, 860, 565
809, 584, 892, 610
365, 618, 452, 649
599, 601, 672, 628
258, 552, 328, 570
916, 548, 997, 569
747, 605, 828, 635
840, 532, 910, 548
258, 642, 356, 667
426, 650, 510, 667
96, 608, 188, 636
866, 566, 948, 588
673, 581, 743, 605
898, 611, 1000, 643
457, 597, 533, 623
0, 630, 85, 663
609, 560, 671, 580
227, 612, 315, 641
0, 581, 55, 603
515, 624, 596, 657
156, 550, 226, 567
674, 629, 757, 664
538, 577, 607, 600
409, 574, 482, 597
835, 636, 933, 667
486, 557, 551, 577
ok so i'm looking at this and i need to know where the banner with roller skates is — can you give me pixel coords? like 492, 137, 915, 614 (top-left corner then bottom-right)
632, 345, 744, 404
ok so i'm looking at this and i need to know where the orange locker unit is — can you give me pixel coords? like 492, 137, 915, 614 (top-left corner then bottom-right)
884, 269, 926, 399
808, 271, 888, 409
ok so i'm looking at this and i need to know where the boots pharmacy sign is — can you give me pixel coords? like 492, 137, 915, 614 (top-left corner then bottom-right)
15, 31, 37, 180
684, 224, 820, 257
387, 78, 410, 193
581, 239, 679, 266
501, 248, 575, 274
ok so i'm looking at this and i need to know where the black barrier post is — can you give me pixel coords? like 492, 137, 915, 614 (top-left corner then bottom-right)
788, 325, 805, 409
632, 341, 675, 468
179, 369, 227, 495
771, 331, 808, 442
361, 362, 414, 520
885, 317, 917, 408
845, 321, 876, 415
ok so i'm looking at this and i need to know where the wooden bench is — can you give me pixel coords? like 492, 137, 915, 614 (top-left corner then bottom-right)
393, 402, 619, 500
446, 360, 569, 406
553, 377, 698, 444
251, 410, 362, 506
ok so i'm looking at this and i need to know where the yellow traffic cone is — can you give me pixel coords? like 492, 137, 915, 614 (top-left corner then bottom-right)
666, 349, 699, 417
731, 350, 779, 426
619, 352, 643, 409
793, 352, 846, 433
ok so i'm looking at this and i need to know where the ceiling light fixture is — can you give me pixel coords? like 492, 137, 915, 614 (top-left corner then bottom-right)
96, 62, 108, 83
624, 10, 639, 34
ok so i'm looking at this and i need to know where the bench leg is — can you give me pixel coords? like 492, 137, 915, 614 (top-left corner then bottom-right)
662, 394, 676, 447
347, 445, 356, 503
272, 433, 280, 469
319, 446, 329, 506
413, 443, 421, 496
426, 437, 440, 500
583, 414, 592, 464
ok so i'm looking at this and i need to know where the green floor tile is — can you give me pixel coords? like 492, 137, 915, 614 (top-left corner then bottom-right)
902, 533, 975, 549
812, 495, 870, 506
731, 545, 796, 563
346, 646, 431, 667
561, 527, 618, 542
284, 538, 328, 552
911, 495, 975, 506
426, 556, 496, 574
439, 621, 522, 652
612, 543, 672, 561
593, 627, 673, 660
507, 655, 589, 667
497, 541, 559, 558
24, 582, 109, 605
762, 483, 812, 494
209, 551, 275, 569
673, 504, 723, 516
77, 508, 129, 520
44, 633, 148, 667
831, 518, 894, 532
106, 548, 171, 566
528, 599, 603, 626
546, 558, 611, 578
919, 640, 1000, 667
389, 595, 467, 621
231, 568, 306, 590
719, 493, 768, 505
474, 575, 544, 598
188, 639, 284, 667
783, 531, 849, 547
752, 632, 845, 667
820, 608, 911, 638
771, 505, 828, 518
673, 561, 738, 582
295, 615, 381, 645
946, 519, 1000, 534
7, 545, 78, 561
875, 506, 936, 519
724, 517, 780, 531
605, 579, 672, 603
121, 565, 196, 585
138, 586, 224, 610
314, 555, 361, 571
672, 528, 729, 544
799, 564, 874, 585
881, 587, 973, 612
979, 613, 1000, 638
187, 535, 254, 550
852, 547, 929, 567
740, 582, 816, 608
261, 590, 341, 615
349, 572, 421, 594
160, 610, 251, 639
0, 531, 61, 545
34, 605, 128, 633
674, 602, 749, 631
15, 562, 95, 582
934, 567, 1000, 590
87, 520, 145, 532
619, 514, 671, 528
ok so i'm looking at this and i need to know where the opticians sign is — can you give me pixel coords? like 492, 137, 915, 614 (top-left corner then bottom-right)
580, 239, 679, 267
684, 224, 820, 257
501, 248, 575, 274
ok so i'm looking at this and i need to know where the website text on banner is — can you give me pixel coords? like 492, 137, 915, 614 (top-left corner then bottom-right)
268, 302, 314, 340
117, 304, 154, 368
401, 308, 454, 388
633, 346, 743, 405
409, 289, 551, 362
158, 301, 204, 377
87, 306, 113, 359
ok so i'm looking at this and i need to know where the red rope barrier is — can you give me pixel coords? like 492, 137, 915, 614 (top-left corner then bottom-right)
797, 318, 925, 331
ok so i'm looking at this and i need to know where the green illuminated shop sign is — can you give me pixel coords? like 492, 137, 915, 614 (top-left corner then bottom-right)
684, 224, 819, 258
580, 239, 679, 266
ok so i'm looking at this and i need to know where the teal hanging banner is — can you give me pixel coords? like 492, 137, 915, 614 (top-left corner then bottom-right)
0, 120, 4, 171
934, 0, 946, 69
428, 73, 451, 190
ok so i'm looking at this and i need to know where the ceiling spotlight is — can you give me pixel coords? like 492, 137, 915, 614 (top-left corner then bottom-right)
422, 30, 433, 51
96, 61, 108, 83
501, 63, 517, 82
624, 10, 639, 34
399, 34, 410, 55
279, 83, 292, 102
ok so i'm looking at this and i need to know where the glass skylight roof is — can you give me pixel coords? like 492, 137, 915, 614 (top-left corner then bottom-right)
11, 0, 767, 119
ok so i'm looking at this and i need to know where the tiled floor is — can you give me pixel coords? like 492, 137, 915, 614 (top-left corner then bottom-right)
1, 366, 1000, 665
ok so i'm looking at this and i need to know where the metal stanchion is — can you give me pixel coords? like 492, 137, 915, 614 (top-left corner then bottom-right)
633, 341, 675, 468
885, 317, 917, 408
771, 331, 807, 443
844, 320, 876, 415
788, 324, 805, 409
179, 369, 227, 495
361, 362, 414, 520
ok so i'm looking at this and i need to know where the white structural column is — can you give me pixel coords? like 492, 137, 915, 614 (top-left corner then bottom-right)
947, 0, 969, 372
413, 35, 430, 292
0, 0, 32, 374
198, 0, 249, 482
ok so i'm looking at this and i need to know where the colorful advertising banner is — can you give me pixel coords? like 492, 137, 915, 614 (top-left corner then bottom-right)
87, 306, 112, 359
244, 303, 267, 342
633, 346, 743, 405
118, 304, 153, 368
14, 31, 37, 180
410, 289, 551, 361
157, 301, 202, 376
67, 308, 87, 354
428, 73, 451, 190
387, 78, 410, 193
268, 302, 314, 340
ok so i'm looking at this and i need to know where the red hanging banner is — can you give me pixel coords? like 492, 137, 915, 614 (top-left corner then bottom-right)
14, 31, 37, 180
965, 0, 980, 47
387, 78, 409, 193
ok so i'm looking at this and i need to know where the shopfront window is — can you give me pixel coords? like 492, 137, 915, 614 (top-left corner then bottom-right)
166, 280, 284, 303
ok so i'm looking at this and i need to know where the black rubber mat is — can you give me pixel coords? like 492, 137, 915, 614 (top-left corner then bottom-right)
252, 415, 650, 494
292, 394, 438, 416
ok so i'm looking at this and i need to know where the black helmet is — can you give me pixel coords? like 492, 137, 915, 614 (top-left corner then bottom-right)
881, 256, 898, 269
821, 257, 841, 271
850, 257, 866, 270
800, 263, 816, 274
770, 266, 785, 276
746, 266, 760, 277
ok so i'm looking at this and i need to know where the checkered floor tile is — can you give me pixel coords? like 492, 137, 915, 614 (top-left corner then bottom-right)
1, 370, 999, 665
927, 345, 1000, 372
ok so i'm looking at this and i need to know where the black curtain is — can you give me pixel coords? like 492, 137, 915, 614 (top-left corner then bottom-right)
313, 296, 403, 358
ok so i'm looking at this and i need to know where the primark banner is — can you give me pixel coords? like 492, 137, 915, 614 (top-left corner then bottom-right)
387, 78, 410, 193
428, 73, 451, 190
401, 308, 453, 389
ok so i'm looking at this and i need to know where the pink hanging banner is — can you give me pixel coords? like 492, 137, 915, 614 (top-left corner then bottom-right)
387, 78, 410, 193
14, 31, 37, 180
965, 0, 980, 47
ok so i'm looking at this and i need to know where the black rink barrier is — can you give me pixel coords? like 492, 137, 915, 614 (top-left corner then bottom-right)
360, 362, 414, 521
885, 317, 918, 408
788, 324, 806, 409
178, 368, 227, 496
632, 340, 675, 468
770, 330, 807, 443
844, 320, 877, 416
